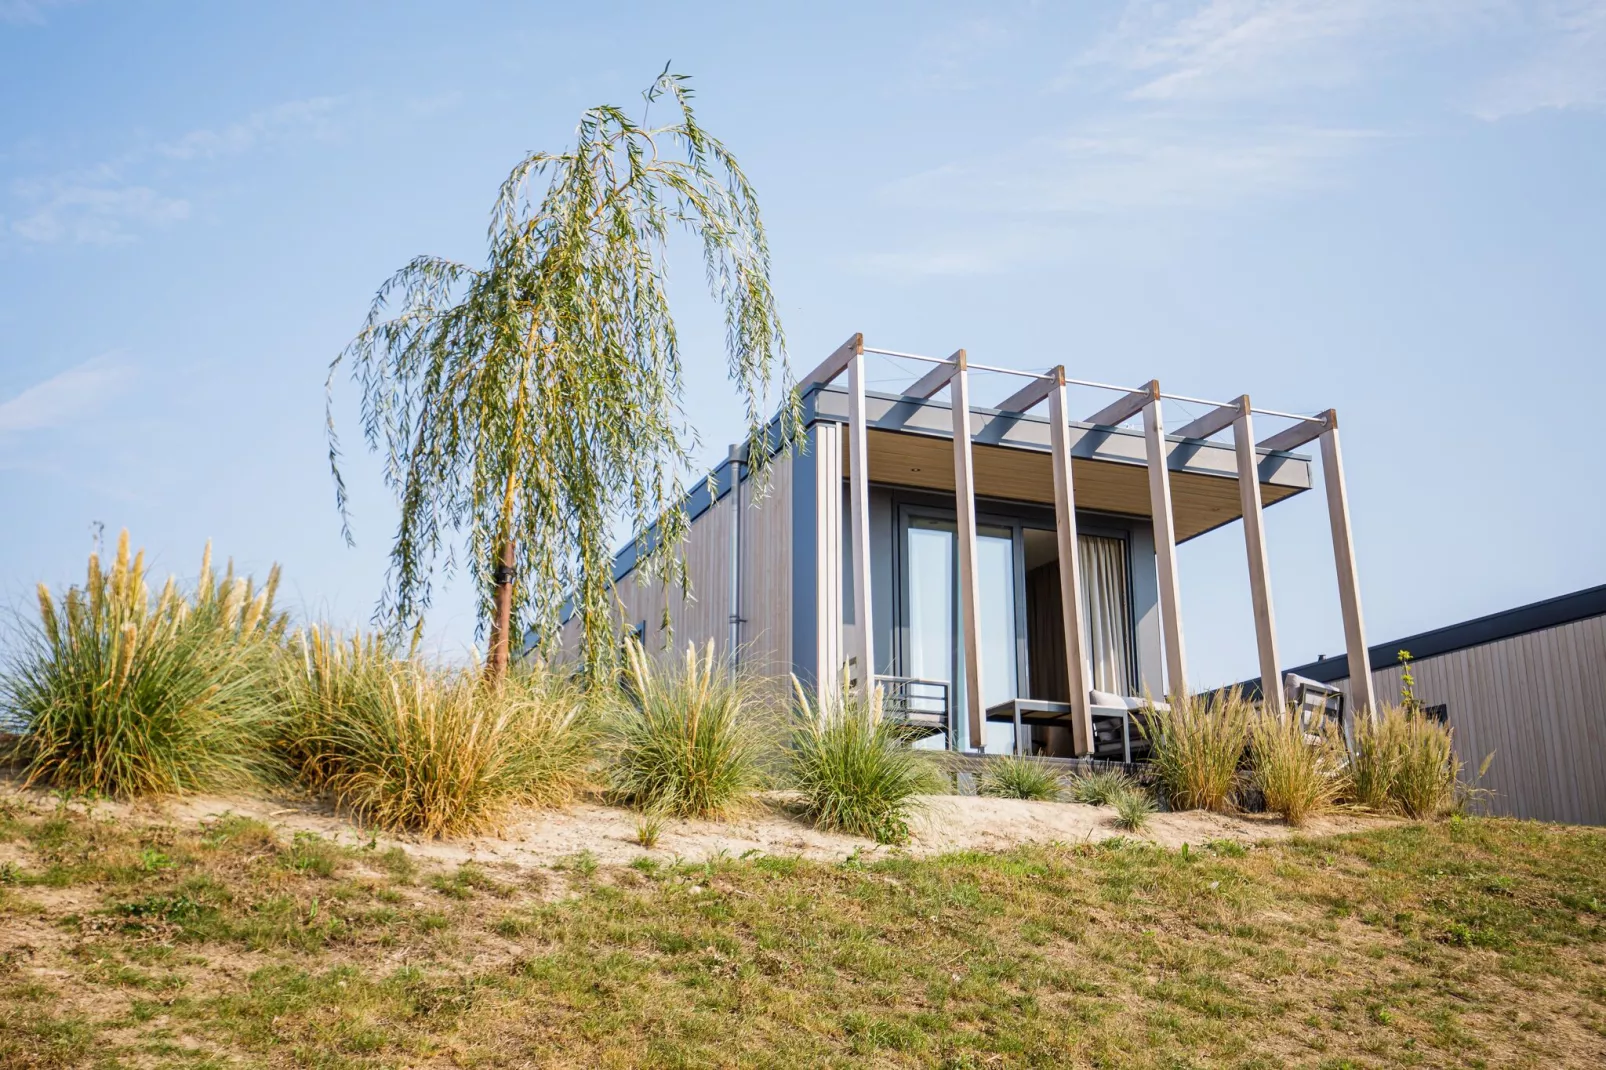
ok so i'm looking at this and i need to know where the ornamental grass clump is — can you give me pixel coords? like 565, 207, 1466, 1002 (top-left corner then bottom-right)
1249, 709, 1345, 826
604, 639, 767, 819
788, 679, 939, 845
978, 755, 1062, 802
278, 627, 592, 838
1350, 704, 1461, 818
2, 532, 285, 799
1139, 689, 1253, 813
1112, 787, 1158, 832
1066, 768, 1140, 806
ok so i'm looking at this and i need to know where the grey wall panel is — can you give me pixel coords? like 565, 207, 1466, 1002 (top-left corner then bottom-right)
1325, 614, 1606, 825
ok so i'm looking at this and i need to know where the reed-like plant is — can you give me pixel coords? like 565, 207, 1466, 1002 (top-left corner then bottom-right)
603, 640, 767, 819
1138, 689, 1253, 813
788, 678, 940, 844
1349, 705, 1460, 818
1250, 708, 1345, 826
1066, 768, 1140, 806
1112, 788, 1157, 832
278, 628, 592, 837
978, 755, 1062, 801
2, 532, 285, 798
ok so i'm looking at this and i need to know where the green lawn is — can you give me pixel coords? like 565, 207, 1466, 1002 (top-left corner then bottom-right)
1, 796, 1603, 1068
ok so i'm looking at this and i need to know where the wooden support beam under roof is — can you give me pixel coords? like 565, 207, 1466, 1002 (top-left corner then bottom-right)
797, 333, 864, 390
1086, 380, 1160, 428
1258, 411, 1332, 453
1173, 396, 1247, 441
903, 351, 963, 400
995, 368, 1059, 414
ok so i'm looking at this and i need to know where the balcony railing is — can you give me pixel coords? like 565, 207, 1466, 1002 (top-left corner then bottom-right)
873, 675, 950, 740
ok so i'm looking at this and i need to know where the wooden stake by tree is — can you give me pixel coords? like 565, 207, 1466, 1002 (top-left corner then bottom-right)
328, 70, 795, 681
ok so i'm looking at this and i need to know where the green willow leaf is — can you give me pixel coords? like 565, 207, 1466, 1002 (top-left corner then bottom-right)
328, 71, 798, 681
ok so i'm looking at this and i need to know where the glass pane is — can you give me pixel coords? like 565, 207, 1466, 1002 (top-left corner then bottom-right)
976, 530, 1019, 753
903, 518, 1023, 753
905, 523, 954, 749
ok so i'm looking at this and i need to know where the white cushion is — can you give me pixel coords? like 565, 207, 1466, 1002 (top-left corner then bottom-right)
1089, 689, 1127, 708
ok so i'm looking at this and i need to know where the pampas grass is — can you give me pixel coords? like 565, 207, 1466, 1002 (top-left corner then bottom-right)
1350, 705, 1460, 818
1250, 709, 1345, 826
279, 628, 591, 837
789, 679, 939, 845
604, 639, 767, 819
2, 531, 285, 798
978, 755, 1062, 801
1139, 689, 1253, 813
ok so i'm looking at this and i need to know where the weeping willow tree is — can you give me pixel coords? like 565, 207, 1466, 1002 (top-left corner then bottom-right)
327, 70, 796, 681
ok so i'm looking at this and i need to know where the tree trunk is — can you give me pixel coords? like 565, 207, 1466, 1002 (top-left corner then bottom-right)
487, 539, 516, 682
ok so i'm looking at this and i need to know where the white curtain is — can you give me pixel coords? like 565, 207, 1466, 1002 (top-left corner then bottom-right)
1078, 534, 1134, 695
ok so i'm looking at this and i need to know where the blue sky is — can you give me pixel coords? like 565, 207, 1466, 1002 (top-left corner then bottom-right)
2, 1, 1603, 686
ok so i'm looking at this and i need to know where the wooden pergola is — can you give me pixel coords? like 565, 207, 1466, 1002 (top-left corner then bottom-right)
799, 333, 1377, 755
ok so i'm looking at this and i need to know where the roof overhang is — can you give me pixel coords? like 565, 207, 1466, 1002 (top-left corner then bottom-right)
805, 382, 1312, 542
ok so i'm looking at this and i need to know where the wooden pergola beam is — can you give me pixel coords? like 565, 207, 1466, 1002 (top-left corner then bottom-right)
995, 372, 1056, 415
797, 332, 864, 390
1259, 415, 1328, 453
1231, 397, 1282, 707
1086, 380, 1160, 428
949, 351, 986, 750
1047, 367, 1095, 756
1143, 394, 1188, 698
846, 345, 874, 695
1173, 401, 1241, 442
904, 352, 962, 400
1319, 411, 1378, 722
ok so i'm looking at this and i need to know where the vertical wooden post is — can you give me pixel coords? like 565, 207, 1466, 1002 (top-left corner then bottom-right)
846, 344, 874, 694
950, 352, 986, 750
1319, 412, 1377, 721
1232, 398, 1282, 708
809, 422, 845, 704
1142, 386, 1187, 699
1048, 368, 1094, 756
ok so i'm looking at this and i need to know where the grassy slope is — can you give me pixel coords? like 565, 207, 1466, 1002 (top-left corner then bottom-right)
1, 799, 1603, 1069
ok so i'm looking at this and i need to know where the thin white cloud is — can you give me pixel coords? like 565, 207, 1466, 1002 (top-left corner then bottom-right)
0, 354, 133, 434
0, 0, 78, 26
1473, 2, 1606, 119
5, 95, 342, 246
9, 181, 189, 244
884, 122, 1377, 217
157, 97, 341, 161
1078, 0, 1503, 103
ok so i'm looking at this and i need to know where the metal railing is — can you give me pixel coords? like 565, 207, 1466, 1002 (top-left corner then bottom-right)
874, 675, 950, 740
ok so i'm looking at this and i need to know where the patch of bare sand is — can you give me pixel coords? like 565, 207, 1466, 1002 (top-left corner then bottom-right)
6, 782, 1388, 870
909, 795, 1382, 853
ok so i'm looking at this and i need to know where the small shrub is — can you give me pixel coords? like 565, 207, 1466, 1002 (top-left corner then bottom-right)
1348, 705, 1462, 818
977, 756, 1062, 801
789, 679, 939, 845
604, 640, 767, 819
2, 532, 285, 798
279, 629, 593, 838
1138, 689, 1252, 813
1066, 769, 1138, 806
1250, 709, 1345, 826
1111, 789, 1156, 832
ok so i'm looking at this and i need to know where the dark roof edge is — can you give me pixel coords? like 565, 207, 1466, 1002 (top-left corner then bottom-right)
1237, 582, 1606, 694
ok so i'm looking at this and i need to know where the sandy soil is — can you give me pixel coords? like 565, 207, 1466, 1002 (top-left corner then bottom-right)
4, 780, 1387, 869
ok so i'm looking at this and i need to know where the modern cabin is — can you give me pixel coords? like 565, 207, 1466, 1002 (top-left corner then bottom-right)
557, 333, 1377, 759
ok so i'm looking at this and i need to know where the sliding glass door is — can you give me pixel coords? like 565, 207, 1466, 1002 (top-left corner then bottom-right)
902, 515, 1020, 752
899, 500, 1137, 753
